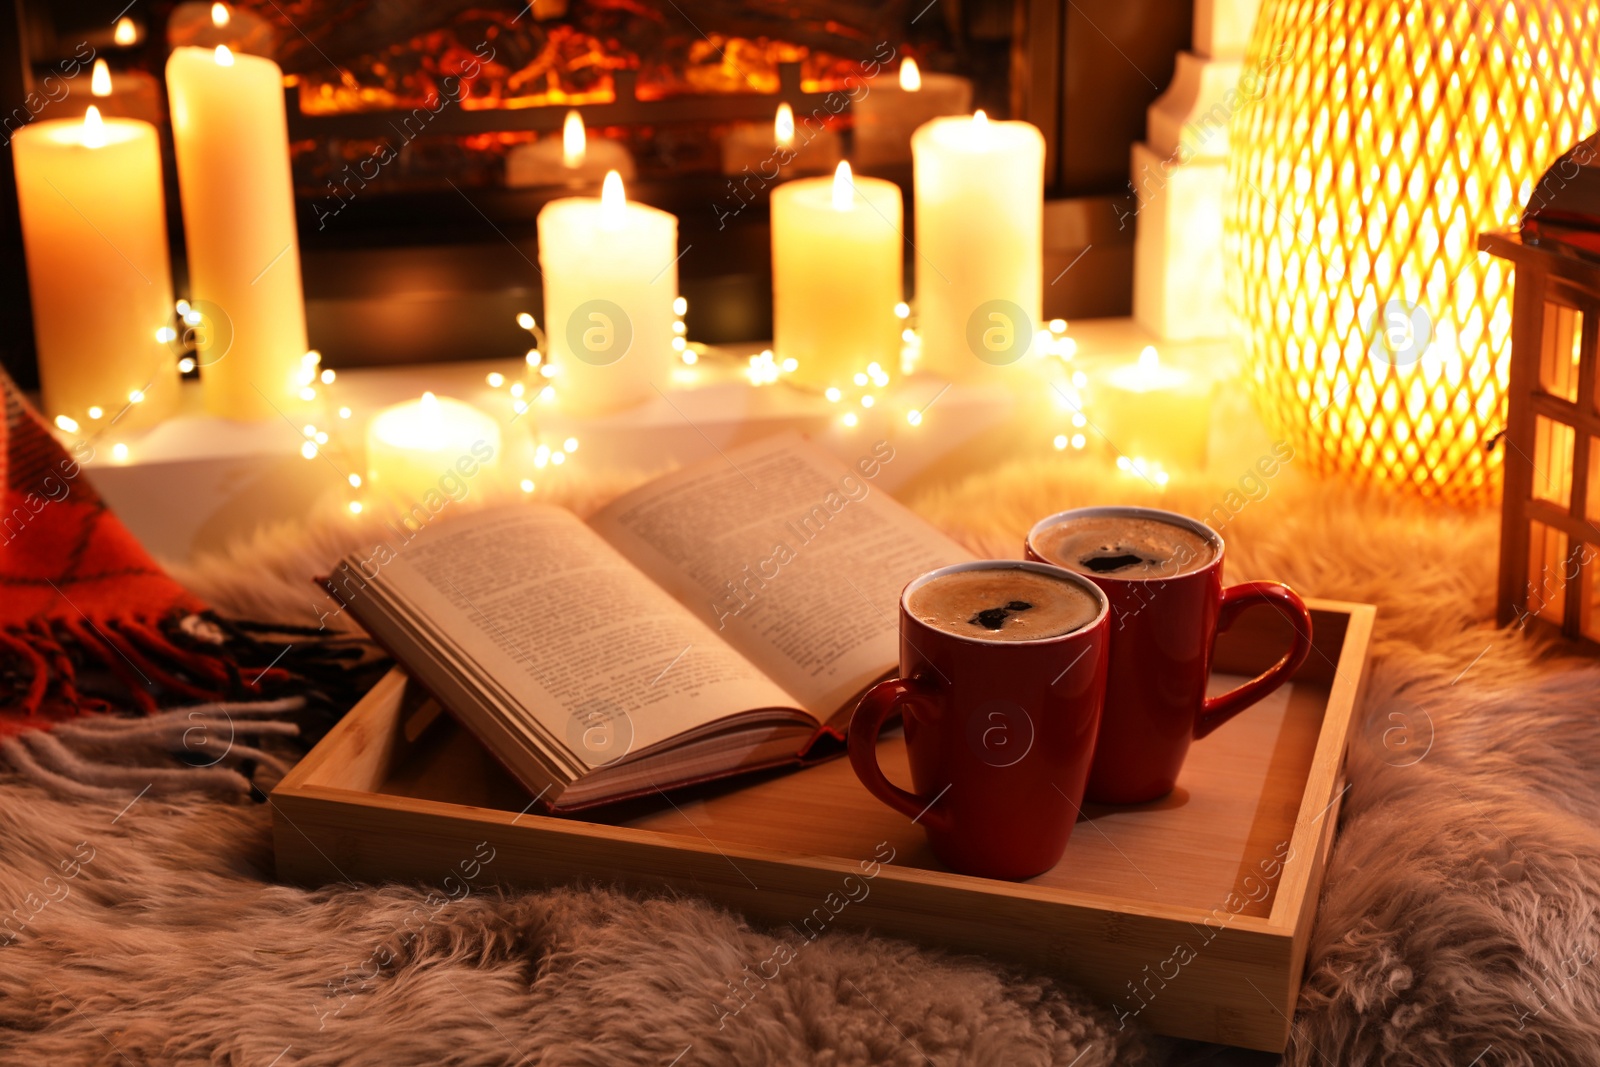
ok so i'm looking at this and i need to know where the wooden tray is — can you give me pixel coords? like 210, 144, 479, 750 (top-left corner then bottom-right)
272, 597, 1374, 1051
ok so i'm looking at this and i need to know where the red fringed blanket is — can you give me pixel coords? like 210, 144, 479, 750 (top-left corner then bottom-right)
0, 368, 376, 796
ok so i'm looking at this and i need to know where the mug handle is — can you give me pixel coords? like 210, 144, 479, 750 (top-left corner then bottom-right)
1194, 582, 1314, 740
848, 677, 953, 835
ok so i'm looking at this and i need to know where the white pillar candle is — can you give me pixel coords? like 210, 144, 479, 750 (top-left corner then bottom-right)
11, 106, 179, 429
854, 59, 973, 168
80, 59, 162, 125
912, 111, 1045, 380
1096, 347, 1214, 470
167, 44, 308, 421
771, 161, 903, 391
506, 109, 636, 188
721, 103, 841, 177
365, 392, 503, 505
537, 171, 678, 414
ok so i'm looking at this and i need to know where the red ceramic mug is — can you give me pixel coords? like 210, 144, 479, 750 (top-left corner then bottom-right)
1026, 506, 1314, 805
848, 560, 1110, 880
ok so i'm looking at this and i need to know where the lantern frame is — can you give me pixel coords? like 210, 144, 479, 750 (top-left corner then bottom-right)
1481, 230, 1600, 648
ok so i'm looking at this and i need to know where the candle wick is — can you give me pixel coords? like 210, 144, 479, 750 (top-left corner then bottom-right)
81, 105, 107, 149
562, 109, 586, 169
775, 102, 795, 151
831, 160, 855, 211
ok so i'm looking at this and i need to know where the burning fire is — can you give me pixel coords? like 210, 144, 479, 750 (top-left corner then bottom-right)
282, 13, 865, 117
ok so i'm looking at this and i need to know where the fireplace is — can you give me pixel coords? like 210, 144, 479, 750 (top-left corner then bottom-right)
0, 0, 1190, 387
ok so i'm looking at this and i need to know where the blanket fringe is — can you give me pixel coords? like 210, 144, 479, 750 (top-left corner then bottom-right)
1, 612, 287, 726
0, 697, 306, 799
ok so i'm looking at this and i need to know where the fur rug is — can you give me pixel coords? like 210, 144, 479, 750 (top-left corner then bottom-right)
3, 444, 1598, 1066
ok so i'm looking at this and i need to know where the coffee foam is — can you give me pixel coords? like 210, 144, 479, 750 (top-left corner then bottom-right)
1034, 514, 1217, 580
907, 567, 1100, 642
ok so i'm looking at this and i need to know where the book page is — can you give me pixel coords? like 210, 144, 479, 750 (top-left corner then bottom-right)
360, 506, 805, 761
587, 434, 973, 719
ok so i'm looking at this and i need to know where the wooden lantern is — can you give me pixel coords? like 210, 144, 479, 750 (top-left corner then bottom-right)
1482, 148, 1600, 645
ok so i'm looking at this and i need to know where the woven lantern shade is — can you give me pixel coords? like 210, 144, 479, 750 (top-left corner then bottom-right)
1226, 0, 1600, 503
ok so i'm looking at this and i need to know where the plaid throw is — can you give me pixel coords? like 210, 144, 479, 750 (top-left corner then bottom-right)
0, 367, 383, 795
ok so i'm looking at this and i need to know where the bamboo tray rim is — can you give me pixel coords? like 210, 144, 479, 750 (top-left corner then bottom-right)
271, 596, 1375, 1051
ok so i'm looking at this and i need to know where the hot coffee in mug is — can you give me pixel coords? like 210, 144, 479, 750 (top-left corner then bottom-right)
905, 567, 1102, 642
1032, 514, 1218, 580
1027, 507, 1314, 805
849, 561, 1110, 881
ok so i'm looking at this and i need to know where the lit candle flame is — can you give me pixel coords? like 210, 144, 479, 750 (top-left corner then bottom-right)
90, 59, 111, 97
775, 103, 795, 149
81, 105, 106, 149
831, 160, 854, 211
600, 169, 625, 228
420, 391, 438, 413
562, 109, 585, 168
214, 45, 234, 67
113, 18, 137, 46
973, 109, 988, 129
899, 57, 921, 92
211, 3, 230, 27
1138, 345, 1160, 373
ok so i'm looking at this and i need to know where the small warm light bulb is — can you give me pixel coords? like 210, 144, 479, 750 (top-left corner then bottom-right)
111, 442, 129, 462
831, 161, 854, 211
211, 3, 230, 27
600, 170, 625, 228
562, 109, 586, 169
563, 437, 579, 453
128, 389, 145, 403
54, 415, 80, 433
81, 105, 106, 149
90, 60, 112, 97
348, 500, 363, 515
973, 109, 988, 129
899, 57, 922, 92
178, 357, 196, 373
487, 372, 504, 387
520, 479, 535, 493
348, 473, 362, 487
214, 45, 234, 68
775, 103, 795, 150
516, 312, 535, 330
673, 296, 688, 316
113, 18, 137, 46
87, 406, 103, 420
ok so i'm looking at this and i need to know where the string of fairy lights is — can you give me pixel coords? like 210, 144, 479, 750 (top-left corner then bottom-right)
48, 295, 1176, 512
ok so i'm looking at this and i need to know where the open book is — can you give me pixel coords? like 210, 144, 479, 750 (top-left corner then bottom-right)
324, 433, 973, 812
